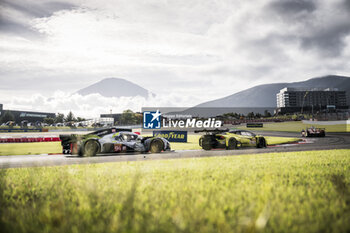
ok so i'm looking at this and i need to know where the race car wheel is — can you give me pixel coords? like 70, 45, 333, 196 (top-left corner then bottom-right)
150, 139, 164, 153
257, 137, 266, 148
201, 138, 213, 150
201, 135, 215, 150
227, 138, 237, 150
83, 140, 100, 157
202, 143, 212, 150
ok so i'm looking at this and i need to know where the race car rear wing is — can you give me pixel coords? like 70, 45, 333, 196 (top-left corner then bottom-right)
87, 127, 132, 137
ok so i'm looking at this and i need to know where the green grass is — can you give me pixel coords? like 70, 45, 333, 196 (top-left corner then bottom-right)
170, 135, 202, 150
1, 149, 349, 233
0, 142, 62, 156
235, 121, 349, 132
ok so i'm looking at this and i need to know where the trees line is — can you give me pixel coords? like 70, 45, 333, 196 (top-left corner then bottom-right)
0, 111, 85, 125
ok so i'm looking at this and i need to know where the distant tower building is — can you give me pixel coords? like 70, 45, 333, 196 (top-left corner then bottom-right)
275, 87, 348, 114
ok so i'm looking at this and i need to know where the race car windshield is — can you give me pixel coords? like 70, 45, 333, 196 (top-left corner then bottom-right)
241, 131, 256, 137
230, 131, 240, 135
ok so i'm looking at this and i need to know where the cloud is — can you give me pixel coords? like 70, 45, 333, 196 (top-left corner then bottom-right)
1, 0, 350, 117
4, 91, 202, 118
1, 0, 75, 18
0, 0, 76, 37
269, 0, 316, 15
266, 0, 350, 56
344, 0, 350, 11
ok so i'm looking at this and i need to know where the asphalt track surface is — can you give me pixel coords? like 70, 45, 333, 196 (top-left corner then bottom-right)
1, 131, 350, 169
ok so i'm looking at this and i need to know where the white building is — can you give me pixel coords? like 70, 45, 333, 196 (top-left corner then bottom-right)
276, 87, 348, 114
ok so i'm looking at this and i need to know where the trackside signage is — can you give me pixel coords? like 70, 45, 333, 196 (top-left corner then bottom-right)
153, 131, 188, 142
246, 123, 263, 128
143, 110, 161, 129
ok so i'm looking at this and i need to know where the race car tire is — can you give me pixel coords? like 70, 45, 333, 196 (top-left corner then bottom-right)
257, 137, 267, 148
227, 138, 237, 150
201, 135, 215, 150
202, 143, 212, 150
201, 138, 213, 150
150, 139, 164, 153
83, 140, 100, 157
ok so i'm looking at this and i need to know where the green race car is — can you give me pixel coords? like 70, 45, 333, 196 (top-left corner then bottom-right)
196, 129, 267, 150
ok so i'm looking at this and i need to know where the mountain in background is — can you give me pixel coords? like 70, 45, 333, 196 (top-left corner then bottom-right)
76, 78, 153, 98
196, 75, 350, 108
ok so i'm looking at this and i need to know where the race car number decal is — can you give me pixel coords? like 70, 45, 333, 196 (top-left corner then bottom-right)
114, 144, 127, 152
114, 144, 122, 152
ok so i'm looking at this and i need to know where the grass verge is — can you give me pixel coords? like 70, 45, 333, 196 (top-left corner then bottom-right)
0, 149, 349, 233
0, 142, 62, 156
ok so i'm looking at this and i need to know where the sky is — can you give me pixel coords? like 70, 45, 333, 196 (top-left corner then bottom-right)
1, 0, 350, 118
